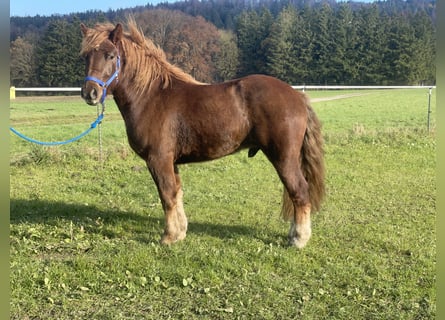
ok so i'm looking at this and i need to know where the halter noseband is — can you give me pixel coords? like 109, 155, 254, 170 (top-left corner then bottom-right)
84, 55, 121, 104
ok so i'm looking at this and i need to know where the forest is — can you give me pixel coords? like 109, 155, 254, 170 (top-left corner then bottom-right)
10, 0, 436, 87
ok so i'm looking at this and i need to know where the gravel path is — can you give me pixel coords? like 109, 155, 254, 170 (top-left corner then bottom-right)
311, 92, 371, 103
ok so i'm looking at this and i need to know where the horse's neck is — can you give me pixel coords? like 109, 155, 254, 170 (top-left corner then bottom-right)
112, 72, 163, 119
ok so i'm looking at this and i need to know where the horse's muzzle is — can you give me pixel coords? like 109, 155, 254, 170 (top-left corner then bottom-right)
81, 83, 101, 106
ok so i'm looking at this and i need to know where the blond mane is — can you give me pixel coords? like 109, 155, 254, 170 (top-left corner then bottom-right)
81, 19, 202, 94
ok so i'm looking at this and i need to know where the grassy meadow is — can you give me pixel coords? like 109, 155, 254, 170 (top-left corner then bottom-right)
10, 89, 436, 319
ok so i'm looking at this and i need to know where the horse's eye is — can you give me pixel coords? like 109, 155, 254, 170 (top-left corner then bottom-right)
106, 53, 115, 60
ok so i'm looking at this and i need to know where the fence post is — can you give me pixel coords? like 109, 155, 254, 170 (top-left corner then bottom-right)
10, 87, 15, 100
427, 87, 432, 132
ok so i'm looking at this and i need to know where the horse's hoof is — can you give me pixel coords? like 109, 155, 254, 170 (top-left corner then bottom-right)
288, 236, 309, 249
176, 232, 187, 242
160, 233, 186, 245
160, 234, 176, 245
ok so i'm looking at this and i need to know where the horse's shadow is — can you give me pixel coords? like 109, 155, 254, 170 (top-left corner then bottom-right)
10, 198, 278, 244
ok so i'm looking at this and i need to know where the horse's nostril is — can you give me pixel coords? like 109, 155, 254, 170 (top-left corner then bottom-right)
90, 88, 98, 100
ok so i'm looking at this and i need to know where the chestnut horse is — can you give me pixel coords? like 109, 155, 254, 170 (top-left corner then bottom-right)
80, 21, 325, 248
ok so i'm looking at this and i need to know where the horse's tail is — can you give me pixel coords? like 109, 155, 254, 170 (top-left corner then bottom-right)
301, 99, 325, 213
282, 96, 325, 220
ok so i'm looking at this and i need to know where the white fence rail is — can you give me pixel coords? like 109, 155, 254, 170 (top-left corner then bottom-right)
14, 87, 81, 92
291, 85, 436, 90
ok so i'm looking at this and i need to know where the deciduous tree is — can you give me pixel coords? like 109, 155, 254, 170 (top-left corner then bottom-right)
10, 37, 35, 87
135, 10, 221, 82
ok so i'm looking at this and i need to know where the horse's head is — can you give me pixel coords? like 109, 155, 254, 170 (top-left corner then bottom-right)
80, 23, 123, 106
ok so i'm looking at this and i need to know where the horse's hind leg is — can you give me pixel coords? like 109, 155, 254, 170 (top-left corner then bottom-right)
273, 157, 312, 248
283, 189, 311, 249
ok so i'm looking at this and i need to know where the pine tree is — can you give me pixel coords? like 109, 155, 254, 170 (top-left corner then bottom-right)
307, 3, 333, 84
264, 6, 311, 84
385, 16, 417, 84
235, 8, 273, 76
214, 30, 239, 81
36, 19, 84, 87
329, 4, 357, 84
410, 11, 436, 85
355, 5, 387, 85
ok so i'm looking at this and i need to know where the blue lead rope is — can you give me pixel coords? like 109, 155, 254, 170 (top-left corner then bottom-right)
10, 113, 104, 146
11, 54, 118, 147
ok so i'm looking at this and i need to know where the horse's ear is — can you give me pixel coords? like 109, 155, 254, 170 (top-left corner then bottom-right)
110, 23, 123, 45
80, 23, 89, 36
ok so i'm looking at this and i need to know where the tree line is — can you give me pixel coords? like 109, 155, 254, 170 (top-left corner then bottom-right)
10, 0, 436, 88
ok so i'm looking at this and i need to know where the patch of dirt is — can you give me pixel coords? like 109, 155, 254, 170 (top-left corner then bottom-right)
311, 93, 371, 103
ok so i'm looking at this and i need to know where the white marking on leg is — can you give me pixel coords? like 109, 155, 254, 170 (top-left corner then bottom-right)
161, 205, 180, 245
289, 204, 312, 249
175, 187, 188, 241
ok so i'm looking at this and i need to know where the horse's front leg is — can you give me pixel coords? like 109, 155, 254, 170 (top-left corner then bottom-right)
147, 159, 187, 244
174, 167, 188, 240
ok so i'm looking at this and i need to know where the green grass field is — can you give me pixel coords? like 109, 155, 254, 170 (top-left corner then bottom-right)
10, 89, 436, 319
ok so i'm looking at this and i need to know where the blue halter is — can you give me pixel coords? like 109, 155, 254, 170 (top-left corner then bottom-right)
84, 55, 121, 104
